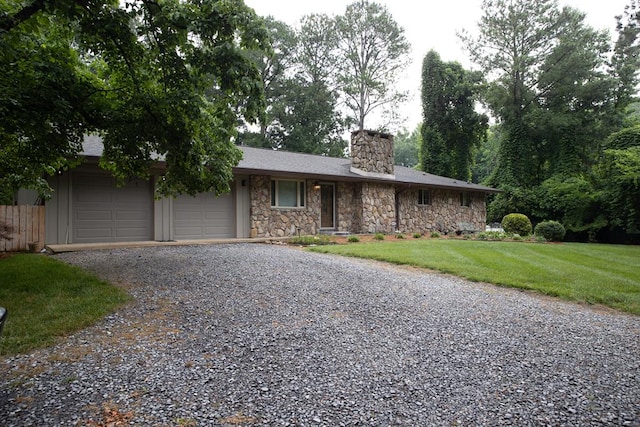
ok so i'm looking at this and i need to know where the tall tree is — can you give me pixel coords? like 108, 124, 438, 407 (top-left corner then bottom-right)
239, 15, 347, 156
240, 16, 297, 148
393, 126, 421, 167
335, 0, 410, 132
0, 0, 269, 202
610, 0, 640, 114
420, 50, 488, 181
459, 0, 570, 187
460, 0, 622, 223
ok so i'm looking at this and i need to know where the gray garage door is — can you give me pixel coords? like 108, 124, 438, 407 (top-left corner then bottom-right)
173, 191, 235, 239
72, 173, 153, 243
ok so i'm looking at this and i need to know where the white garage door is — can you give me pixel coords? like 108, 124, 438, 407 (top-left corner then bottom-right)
72, 172, 153, 243
173, 191, 235, 239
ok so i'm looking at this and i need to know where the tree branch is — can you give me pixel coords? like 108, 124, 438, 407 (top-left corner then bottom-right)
0, 0, 46, 35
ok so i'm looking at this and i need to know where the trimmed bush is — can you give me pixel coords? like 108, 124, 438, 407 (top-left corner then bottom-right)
501, 213, 532, 236
534, 221, 566, 242
413, 232, 422, 238
374, 233, 385, 240
347, 236, 360, 243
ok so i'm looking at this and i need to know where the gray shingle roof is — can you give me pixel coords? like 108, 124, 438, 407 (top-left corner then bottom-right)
81, 136, 497, 193
237, 146, 498, 193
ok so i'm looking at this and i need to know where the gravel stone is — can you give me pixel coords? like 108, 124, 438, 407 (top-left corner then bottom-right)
1, 243, 639, 426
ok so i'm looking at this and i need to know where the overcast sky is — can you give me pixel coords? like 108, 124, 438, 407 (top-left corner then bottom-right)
244, 0, 632, 132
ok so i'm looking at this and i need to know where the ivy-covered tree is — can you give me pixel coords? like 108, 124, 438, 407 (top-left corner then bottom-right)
1, 0, 270, 202
610, 0, 640, 114
596, 146, 640, 236
420, 50, 488, 181
461, 0, 627, 224
335, 0, 410, 132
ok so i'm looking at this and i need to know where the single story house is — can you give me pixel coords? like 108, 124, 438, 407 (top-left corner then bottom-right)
29, 130, 497, 245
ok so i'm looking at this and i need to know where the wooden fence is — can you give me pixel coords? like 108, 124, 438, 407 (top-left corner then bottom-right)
0, 205, 46, 252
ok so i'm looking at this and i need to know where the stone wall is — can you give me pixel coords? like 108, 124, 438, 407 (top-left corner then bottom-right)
249, 175, 320, 237
336, 182, 360, 233
360, 182, 396, 234
397, 188, 486, 234
249, 175, 487, 237
350, 130, 394, 175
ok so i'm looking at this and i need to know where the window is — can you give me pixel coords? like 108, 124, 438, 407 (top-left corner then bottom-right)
417, 189, 431, 206
460, 192, 471, 207
271, 179, 306, 208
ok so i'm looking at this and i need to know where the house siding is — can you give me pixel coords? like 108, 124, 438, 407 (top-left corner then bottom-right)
360, 182, 396, 234
397, 189, 486, 234
249, 175, 320, 237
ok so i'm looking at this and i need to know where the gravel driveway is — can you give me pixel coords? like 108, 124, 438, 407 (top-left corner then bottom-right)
1, 243, 639, 426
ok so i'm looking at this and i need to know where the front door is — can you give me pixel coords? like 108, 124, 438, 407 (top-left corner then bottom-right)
320, 183, 335, 229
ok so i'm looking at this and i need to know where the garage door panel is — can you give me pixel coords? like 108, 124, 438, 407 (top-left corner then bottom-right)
173, 192, 235, 239
76, 210, 113, 221
76, 228, 113, 239
73, 173, 153, 243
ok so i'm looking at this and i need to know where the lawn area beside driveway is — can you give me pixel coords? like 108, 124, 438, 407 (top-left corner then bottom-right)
310, 239, 640, 316
0, 253, 130, 356
1, 244, 638, 426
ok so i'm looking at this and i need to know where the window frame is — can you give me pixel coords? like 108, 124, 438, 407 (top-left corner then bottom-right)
417, 189, 431, 206
270, 179, 306, 208
460, 192, 471, 207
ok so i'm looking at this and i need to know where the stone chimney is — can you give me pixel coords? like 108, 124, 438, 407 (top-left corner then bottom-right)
350, 130, 395, 178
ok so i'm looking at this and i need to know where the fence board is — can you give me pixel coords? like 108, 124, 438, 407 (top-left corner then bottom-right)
0, 205, 45, 252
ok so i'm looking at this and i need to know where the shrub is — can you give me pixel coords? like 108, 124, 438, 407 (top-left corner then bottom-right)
413, 233, 422, 239
374, 233, 385, 240
396, 233, 405, 239
347, 236, 360, 243
476, 231, 507, 241
501, 213, 532, 236
289, 235, 332, 245
534, 221, 566, 242
430, 231, 441, 238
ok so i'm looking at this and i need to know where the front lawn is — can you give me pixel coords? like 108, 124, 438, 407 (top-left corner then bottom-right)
0, 254, 130, 356
309, 239, 640, 315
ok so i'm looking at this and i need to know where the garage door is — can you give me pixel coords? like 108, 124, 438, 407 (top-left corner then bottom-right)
72, 173, 153, 243
173, 191, 235, 239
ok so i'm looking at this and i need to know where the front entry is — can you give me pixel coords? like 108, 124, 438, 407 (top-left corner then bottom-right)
320, 183, 335, 229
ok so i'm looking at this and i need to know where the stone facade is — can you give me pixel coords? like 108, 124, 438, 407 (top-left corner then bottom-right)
249, 175, 486, 237
249, 175, 320, 238
350, 130, 394, 175
248, 131, 487, 238
360, 182, 396, 233
397, 188, 486, 234
335, 182, 360, 233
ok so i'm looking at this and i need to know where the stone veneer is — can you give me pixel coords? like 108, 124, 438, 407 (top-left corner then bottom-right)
248, 129, 487, 237
360, 182, 396, 233
350, 130, 394, 175
249, 175, 320, 238
397, 189, 486, 234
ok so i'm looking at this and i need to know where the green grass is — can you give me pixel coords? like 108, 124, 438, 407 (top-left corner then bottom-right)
309, 239, 640, 315
0, 254, 130, 356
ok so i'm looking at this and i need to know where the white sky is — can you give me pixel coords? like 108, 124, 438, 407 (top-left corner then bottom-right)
244, 0, 631, 132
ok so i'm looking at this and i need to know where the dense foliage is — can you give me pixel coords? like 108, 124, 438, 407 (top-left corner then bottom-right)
501, 213, 533, 237
0, 0, 270, 202
534, 221, 566, 242
240, 1, 411, 154
420, 50, 488, 180
461, 0, 640, 242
